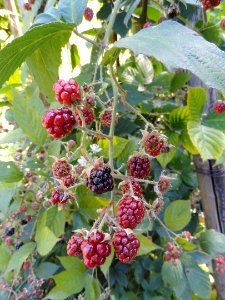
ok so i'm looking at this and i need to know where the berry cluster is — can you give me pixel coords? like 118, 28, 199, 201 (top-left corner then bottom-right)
100, 109, 118, 128
23, 0, 35, 10
164, 242, 182, 266
127, 154, 151, 178
215, 256, 225, 274
53, 79, 82, 107
201, 0, 220, 9
141, 130, 169, 157
214, 100, 225, 114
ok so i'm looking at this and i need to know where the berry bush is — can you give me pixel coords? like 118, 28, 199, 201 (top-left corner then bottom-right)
1, 0, 225, 299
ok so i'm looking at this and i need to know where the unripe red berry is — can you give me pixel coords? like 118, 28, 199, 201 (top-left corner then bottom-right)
164, 253, 171, 261
67, 233, 84, 256
18, 205, 27, 213
74, 107, 95, 126
84, 94, 96, 108
119, 179, 142, 198
117, 196, 145, 229
51, 189, 69, 205
42, 107, 76, 139
214, 100, 225, 114
127, 154, 151, 179
84, 7, 94, 21
67, 140, 76, 148
141, 130, 167, 157
166, 242, 173, 252
62, 174, 75, 188
5, 237, 13, 247
100, 110, 118, 128
53, 79, 82, 107
112, 230, 140, 264
201, 0, 220, 10
52, 159, 71, 178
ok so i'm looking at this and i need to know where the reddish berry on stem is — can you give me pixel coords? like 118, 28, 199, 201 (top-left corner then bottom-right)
87, 165, 114, 195
51, 189, 69, 204
52, 159, 71, 178
18, 205, 27, 213
119, 179, 142, 198
141, 130, 167, 157
67, 233, 84, 256
62, 174, 75, 188
100, 110, 118, 128
81, 231, 111, 268
84, 7, 94, 21
201, 0, 220, 9
220, 18, 225, 29
112, 230, 140, 264
53, 79, 82, 107
127, 154, 151, 179
118, 196, 145, 229
42, 107, 76, 139
74, 107, 95, 126
214, 100, 225, 114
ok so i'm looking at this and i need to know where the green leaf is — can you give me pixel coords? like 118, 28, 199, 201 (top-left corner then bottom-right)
0, 161, 23, 183
187, 121, 225, 160
137, 235, 161, 256
85, 275, 101, 300
157, 132, 178, 169
181, 253, 211, 298
100, 250, 114, 277
187, 88, 206, 121
45, 206, 66, 237
164, 200, 191, 231
0, 182, 19, 213
98, 136, 129, 159
36, 262, 59, 279
26, 26, 72, 100
161, 260, 184, 288
71, 44, 80, 69
0, 246, 10, 271
58, 256, 85, 272
13, 92, 47, 145
0, 23, 74, 87
101, 47, 121, 66
47, 140, 62, 165
76, 186, 109, 219
5, 242, 35, 275
0, 128, 23, 144
121, 292, 139, 300
170, 73, 191, 93
199, 229, 225, 256
176, 237, 196, 251
115, 20, 225, 92
181, 129, 198, 155
58, 0, 88, 24
203, 111, 225, 131
36, 226, 58, 256
170, 106, 190, 129
214, 150, 225, 166
34, 7, 61, 25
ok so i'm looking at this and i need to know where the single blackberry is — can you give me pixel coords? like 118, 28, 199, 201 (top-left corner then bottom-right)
53, 79, 82, 107
52, 159, 71, 178
117, 196, 145, 229
127, 154, 151, 179
21, 219, 28, 225
15, 242, 24, 250
112, 230, 140, 264
119, 179, 142, 198
42, 107, 76, 139
81, 230, 111, 268
5, 227, 15, 236
87, 165, 114, 194
67, 233, 84, 256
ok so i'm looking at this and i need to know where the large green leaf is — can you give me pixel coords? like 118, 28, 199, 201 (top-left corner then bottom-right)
164, 200, 191, 231
157, 132, 178, 169
85, 275, 101, 300
199, 229, 225, 256
161, 260, 184, 288
58, 256, 86, 272
45, 206, 66, 237
115, 21, 225, 92
170, 72, 191, 93
0, 182, 19, 213
13, 93, 47, 144
0, 161, 23, 183
0, 23, 74, 88
0, 128, 23, 144
203, 111, 225, 131
26, 27, 71, 100
181, 253, 211, 298
181, 129, 198, 155
169, 106, 190, 129
98, 136, 129, 159
187, 88, 206, 121
5, 242, 36, 275
58, 0, 88, 24
187, 121, 225, 160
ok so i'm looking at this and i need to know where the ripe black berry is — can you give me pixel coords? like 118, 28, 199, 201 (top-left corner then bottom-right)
15, 242, 24, 250
87, 166, 114, 194
5, 227, 15, 236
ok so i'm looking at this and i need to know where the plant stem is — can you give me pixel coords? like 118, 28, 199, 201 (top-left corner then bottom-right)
73, 28, 100, 48
77, 126, 112, 140
102, 0, 122, 48
112, 173, 156, 185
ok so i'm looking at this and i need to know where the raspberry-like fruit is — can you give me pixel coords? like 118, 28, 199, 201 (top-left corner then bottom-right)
81, 231, 111, 268
214, 100, 225, 114
119, 179, 142, 198
157, 175, 171, 193
118, 196, 145, 229
141, 130, 167, 157
220, 18, 225, 29
167, 4, 180, 18
53, 79, 82, 107
143, 21, 153, 28
67, 233, 84, 256
52, 159, 71, 177
87, 165, 114, 194
112, 230, 140, 264
62, 174, 75, 188
201, 0, 220, 9
42, 107, 76, 139
127, 154, 151, 179
18, 205, 27, 213
51, 189, 69, 204
100, 110, 118, 128
84, 7, 94, 21
74, 107, 95, 126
